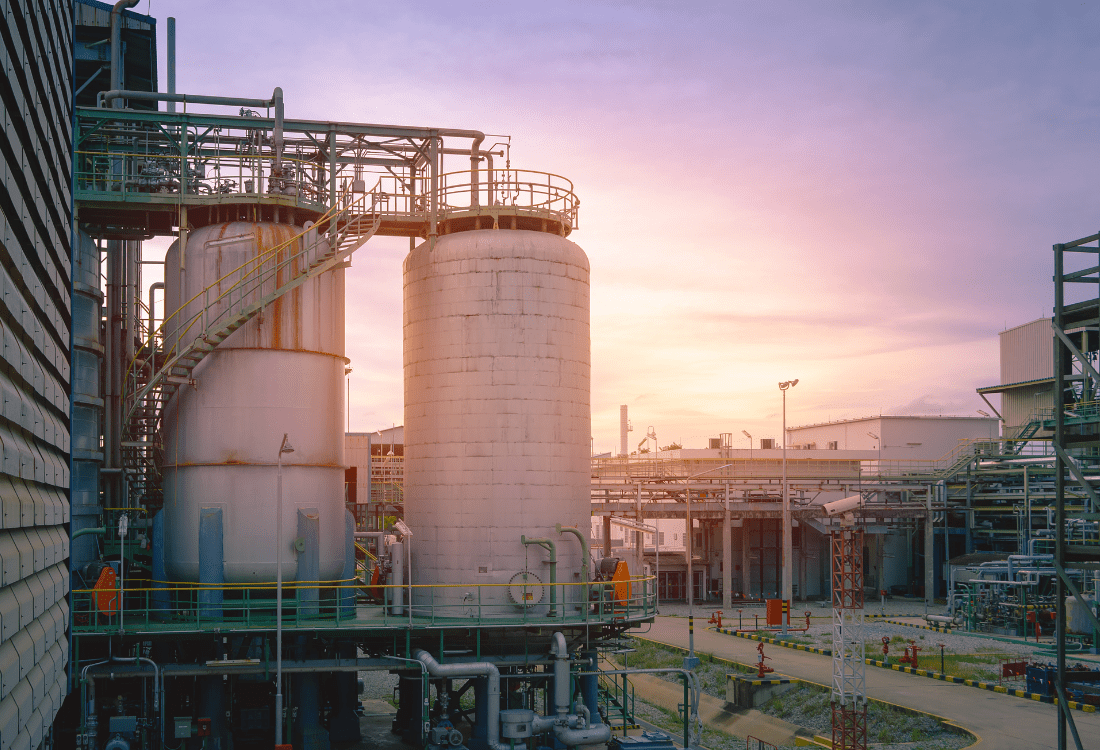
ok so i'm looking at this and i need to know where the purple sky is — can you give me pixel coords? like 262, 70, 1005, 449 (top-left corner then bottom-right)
155, 1, 1099, 454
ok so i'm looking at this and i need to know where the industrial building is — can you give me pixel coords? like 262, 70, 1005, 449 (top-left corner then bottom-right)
0, 2, 1096, 750
12, 2, 655, 749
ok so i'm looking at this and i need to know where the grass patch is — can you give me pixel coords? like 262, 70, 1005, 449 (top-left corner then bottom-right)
620, 637, 755, 701
759, 684, 970, 747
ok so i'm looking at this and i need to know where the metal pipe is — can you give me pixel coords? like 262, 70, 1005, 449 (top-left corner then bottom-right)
577, 666, 700, 747
521, 536, 557, 617
414, 650, 507, 750
148, 281, 163, 343
550, 631, 569, 718
390, 540, 404, 615
97, 88, 284, 165
109, 0, 139, 108
72, 527, 106, 540
556, 523, 590, 586
166, 18, 175, 113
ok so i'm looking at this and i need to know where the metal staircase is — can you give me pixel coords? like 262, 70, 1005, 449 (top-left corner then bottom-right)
120, 188, 382, 510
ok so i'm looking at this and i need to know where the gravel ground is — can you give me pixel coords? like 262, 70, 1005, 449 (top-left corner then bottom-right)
655, 599, 1059, 663
358, 666, 399, 702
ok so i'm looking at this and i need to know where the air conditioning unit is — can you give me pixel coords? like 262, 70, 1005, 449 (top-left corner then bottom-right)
826, 441, 838, 450
760, 438, 776, 450
709, 438, 721, 449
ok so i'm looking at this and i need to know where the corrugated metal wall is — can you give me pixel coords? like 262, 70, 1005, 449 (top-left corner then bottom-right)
0, 2, 73, 748
1000, 318, 1053, 385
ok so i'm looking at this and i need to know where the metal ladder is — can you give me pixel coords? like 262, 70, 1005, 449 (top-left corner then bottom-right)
120, 188, 382, 510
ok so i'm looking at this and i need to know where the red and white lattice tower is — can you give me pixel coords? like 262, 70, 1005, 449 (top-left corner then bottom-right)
831, 526, 867, 750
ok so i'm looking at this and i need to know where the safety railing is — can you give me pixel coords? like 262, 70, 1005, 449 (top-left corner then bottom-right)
435, 168, 580, 229
70, 576, 658, 634
122, 184, 379, 417
75, 149, 326, 204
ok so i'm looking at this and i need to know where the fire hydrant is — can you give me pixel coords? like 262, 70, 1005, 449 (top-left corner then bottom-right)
708, 611, 723, 628
899, 640, 921, 668
756, 642, 773, 677
881, 636, 890, 665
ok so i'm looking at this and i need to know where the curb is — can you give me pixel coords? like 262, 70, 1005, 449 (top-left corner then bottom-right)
864, 659, 1097, 713
714, 627, 832, 656
710, 626, 1097, 714
877, 618, 953, 634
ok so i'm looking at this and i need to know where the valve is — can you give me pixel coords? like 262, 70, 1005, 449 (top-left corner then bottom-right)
755, 641, 773, 677
708, 610, 723, 627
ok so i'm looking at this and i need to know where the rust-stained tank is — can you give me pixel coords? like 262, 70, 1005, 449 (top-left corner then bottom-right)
161, 221, 347, 583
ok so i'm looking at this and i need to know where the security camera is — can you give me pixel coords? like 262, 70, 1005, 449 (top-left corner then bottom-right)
823, 495, 863, 517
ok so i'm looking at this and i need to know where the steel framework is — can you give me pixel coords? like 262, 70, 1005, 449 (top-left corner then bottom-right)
831, 527, 867, 750
1051, 236, 1100, 750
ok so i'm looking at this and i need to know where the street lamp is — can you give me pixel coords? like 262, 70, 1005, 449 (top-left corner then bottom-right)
275, 432, 294, 747
867, 430, 880, 467
741, 430, 752, 461
779, 379, 798, 635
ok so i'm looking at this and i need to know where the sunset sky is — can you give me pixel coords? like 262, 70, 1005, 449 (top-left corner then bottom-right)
154, 1, 1099, 455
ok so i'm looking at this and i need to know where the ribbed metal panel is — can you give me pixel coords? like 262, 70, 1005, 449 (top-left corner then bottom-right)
0, 1, 73, 747
999, 318, 1053, 385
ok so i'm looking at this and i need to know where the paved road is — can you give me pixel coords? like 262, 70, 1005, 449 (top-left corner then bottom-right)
641, 616, 1100, 750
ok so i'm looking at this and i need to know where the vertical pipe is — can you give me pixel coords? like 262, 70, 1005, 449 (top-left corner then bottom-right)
429, 135, 439, 244
724, 485, 732, 611
782, 387, 791, 634
1024, 466, 1031, 551
391, 541, 404, 615
635, 484, 643, 597
742, 520, 751, 599
197, 507, 224, 619
1053, 241, 1066, 748
275, 452, 284, 746
166, 18, 176, 113
685, 483, 692, 609
925, 487, 935, 612
109, 1, 139, 108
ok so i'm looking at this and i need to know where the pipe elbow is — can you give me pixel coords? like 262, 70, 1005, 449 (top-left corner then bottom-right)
553, 723, 611, 747
551, 632, 568, 660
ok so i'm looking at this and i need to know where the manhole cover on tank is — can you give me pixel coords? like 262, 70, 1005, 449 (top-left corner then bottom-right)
507, 571, 544, 607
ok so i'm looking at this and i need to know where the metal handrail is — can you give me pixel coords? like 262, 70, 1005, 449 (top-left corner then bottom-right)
435, 168, 580, 227
70, 575, 658, 633
122, 183, 379, 418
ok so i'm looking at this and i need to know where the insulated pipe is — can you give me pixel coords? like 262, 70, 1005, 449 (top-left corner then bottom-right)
166, 18, 175, 113
521, 536, 557, 617
147, 281, 163, 343
435, 128, 486, 208
390, 541, 404, 615
557, 524, 591, 598
109, 0, 140, 107
551, 631, 570, 718
97, 88, 285, 170
554, 723, 612, 747
414, 650, 507, 750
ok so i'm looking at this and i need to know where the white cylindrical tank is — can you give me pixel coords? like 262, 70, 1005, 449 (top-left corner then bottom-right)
403, 229, 591, 616
161, 221, 347, 583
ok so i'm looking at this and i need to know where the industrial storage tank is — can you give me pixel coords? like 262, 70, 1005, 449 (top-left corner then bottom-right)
161, 221, 347, 583
403, 228, 591, 616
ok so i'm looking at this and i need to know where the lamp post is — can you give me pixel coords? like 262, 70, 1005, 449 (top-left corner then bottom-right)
779, 379, 798, 636
742, 430, 752, 461
867, 431, 880, 468
275, 433, 294, 747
